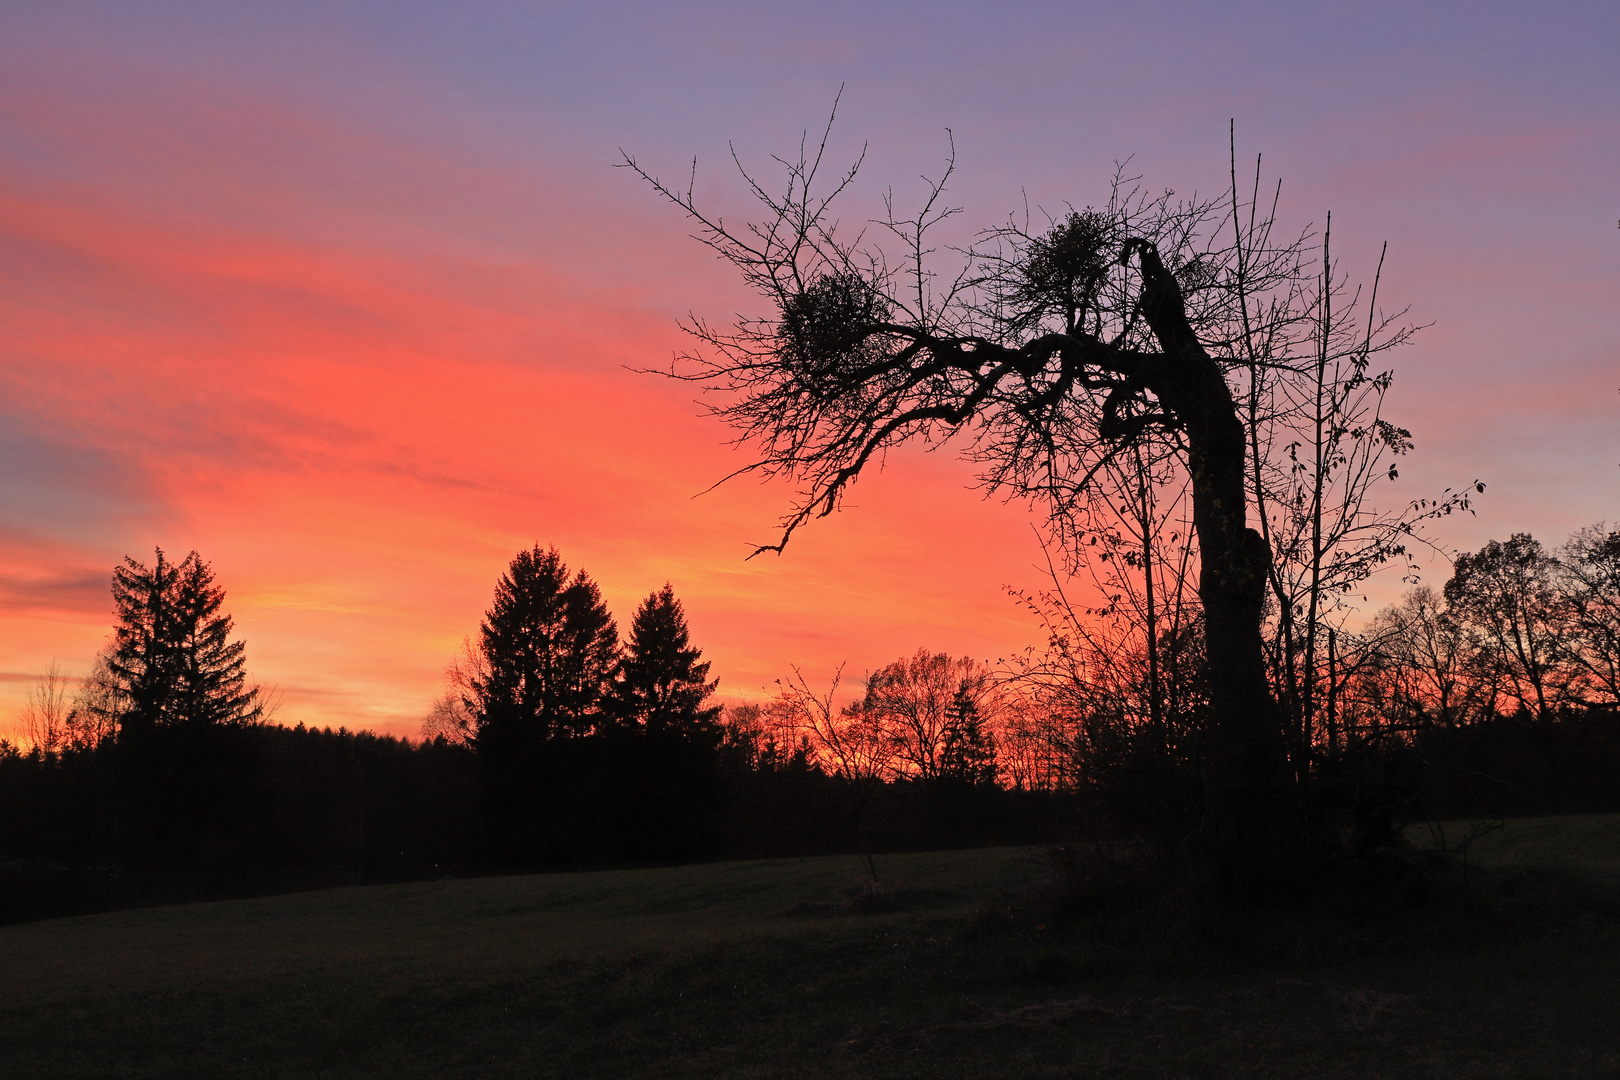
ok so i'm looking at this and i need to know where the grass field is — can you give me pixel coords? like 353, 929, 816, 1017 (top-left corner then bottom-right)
3, 818, 1619, 1078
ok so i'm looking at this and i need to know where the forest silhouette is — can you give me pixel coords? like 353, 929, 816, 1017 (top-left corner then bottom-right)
2, 522, 1619, 922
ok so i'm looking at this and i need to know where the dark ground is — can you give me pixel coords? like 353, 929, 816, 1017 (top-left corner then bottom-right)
2, 817, 1617, 1078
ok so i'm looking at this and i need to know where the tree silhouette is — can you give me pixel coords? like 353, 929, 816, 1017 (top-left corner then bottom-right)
1360, 586, 1481, 733
107, 549, 260, 731
609, 584, 720, 739
469, 545, 619, 751
67, 650, 125, 748
603, 584, 727, 861
773, 665, 895, 876
100, 549, 264, 894
467, 546, 618, 864
939, 687, 998, 785
624, 119, 1332, 882
860, 650, 996, 781
20, 661, 73, 754
1445, 534, 1571, 728
1559, 524, 1620, 706
1444, 533, 1578, 794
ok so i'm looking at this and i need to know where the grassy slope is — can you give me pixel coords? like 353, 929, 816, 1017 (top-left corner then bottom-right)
1, 821, 1618, 1079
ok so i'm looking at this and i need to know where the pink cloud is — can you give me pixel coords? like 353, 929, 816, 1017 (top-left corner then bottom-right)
0, 80, 1062, 736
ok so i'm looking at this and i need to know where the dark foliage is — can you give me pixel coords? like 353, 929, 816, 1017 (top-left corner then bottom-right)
939, 689, 998, 785
1415, 709, 1620, 818
4, 695, 1615, 925
471, 545, 619, 746
10, 526, 1618, 925
109, 548, 260, 731
0, 725, 479, 923
0, 539, 1060, 920
608, 584, 721, 738
0, 724, 1064, 923
468, 546, 619, 865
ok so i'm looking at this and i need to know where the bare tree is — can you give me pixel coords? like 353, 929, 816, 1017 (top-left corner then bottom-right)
1558, 524, 1620, 706
625, 122, 1290, 871
420, 636, 483, 745
1005, 558, 1208, 837
720, 700, 812, 770
1445, 534, 1574, 725
21, 661, 73, 754
983, 147, 1472, 802
860, 650, 996, 780
775, 666, 896, 787
1242, 201, 1478, 776
1444, 534, 1576, 789
624, 108, 1464, 881
771, 665, 896, 877
1358, 586, 1486, 733
421, 695, 475, 745
68, 648, 125, 748
992, 680, 1074, 792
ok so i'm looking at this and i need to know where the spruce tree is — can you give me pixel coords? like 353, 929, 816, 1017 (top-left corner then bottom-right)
606, 584, 726, 862
470, 546, 619, 750
108, 549, 259, 731
939, 688, 997, 785
609, 584, 720, 740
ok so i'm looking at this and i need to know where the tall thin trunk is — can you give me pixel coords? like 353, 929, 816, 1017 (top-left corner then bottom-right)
1326, 627, 1338, 761
1136, 445, 1163, 749
1302, 215, 1332, 780
1133, 244, 1295, 886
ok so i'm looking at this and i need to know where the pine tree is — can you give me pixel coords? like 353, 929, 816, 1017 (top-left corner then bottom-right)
609, 584, 720, 740
470, 546, 619, 750
108, 549, 260, 731
939, 688, 997, 785
605, 584, 726, 862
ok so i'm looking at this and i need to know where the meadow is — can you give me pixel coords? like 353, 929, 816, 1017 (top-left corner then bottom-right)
3, 818, 1618, 1079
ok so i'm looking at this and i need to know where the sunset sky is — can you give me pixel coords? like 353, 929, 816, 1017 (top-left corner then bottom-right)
2, 2, 1615, 739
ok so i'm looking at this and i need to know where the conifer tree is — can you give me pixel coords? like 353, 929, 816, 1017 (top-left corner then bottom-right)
939, 688, 998, 785
609, 584, 720, 740
470, 546, 619, 750
108, 548, 260, 731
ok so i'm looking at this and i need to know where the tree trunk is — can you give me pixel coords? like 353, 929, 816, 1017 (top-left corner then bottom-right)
1134, 245, 1299, 891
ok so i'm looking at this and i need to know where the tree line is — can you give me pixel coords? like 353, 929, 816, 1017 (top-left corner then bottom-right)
990, 523, 1620, 842
0, 546, 1048, 922
3, 521, 1617, 922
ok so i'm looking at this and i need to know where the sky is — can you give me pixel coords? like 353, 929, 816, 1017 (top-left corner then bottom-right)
1, 1, 1616, 739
